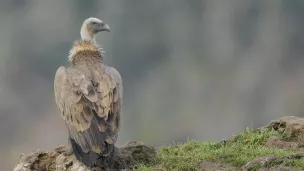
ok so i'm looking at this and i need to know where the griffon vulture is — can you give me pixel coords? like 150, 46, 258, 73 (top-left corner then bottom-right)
54, 17, 122, 168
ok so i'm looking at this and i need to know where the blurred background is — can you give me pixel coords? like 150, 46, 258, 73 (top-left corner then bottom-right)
1, 0, 304, 170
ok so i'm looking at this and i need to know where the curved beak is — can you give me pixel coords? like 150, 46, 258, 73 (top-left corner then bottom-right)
100, 23, 110, 32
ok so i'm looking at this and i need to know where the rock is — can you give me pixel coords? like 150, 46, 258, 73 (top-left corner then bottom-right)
267, 116, 304, 144
13, 142, 156, 171
265, 136, 299, 149
242, 156, 281, 170
242, 154, 304, 171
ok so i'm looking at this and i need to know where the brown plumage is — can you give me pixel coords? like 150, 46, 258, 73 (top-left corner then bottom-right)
54, 18, 122, 168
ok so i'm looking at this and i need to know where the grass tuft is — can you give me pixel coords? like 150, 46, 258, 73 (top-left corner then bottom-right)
135, 128, 304, 170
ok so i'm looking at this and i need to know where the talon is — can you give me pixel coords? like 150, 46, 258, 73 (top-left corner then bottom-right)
63, 147, 73, 156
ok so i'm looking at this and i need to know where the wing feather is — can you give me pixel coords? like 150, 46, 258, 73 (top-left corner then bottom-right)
54, 65, 122, 155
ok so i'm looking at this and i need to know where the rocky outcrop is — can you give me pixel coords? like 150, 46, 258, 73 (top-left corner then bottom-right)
13, 141, 156, 171
13, 116, 304, 170
242, 116, 304, 171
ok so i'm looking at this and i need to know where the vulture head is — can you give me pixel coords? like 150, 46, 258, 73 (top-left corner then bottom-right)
80, 17, 110, 41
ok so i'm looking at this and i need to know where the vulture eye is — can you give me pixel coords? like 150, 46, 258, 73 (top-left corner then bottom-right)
92, 22, 97, 25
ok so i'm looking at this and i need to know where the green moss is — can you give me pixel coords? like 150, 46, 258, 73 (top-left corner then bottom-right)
135, 128, 304, 170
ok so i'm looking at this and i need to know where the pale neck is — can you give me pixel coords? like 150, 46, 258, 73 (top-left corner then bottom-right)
80, 24, 95, 42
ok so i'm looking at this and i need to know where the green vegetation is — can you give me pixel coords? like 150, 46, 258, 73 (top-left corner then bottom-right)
135, 128, 304, 170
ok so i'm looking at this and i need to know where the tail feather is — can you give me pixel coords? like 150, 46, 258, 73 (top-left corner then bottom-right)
69, 137, 114, 168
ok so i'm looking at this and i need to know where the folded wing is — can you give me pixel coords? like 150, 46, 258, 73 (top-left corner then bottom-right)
54, 65, 122, 156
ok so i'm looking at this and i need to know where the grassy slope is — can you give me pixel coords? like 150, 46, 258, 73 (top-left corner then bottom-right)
135, 129, 304, 170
